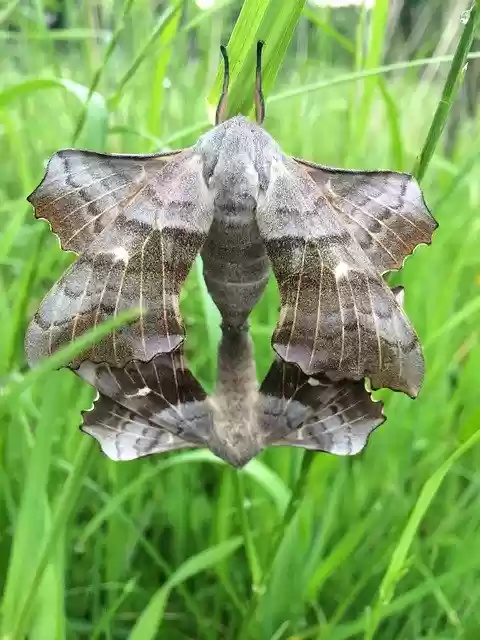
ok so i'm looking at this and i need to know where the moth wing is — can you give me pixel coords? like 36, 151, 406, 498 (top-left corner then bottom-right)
26, 148, 214, 367
82, 398, 196, 461
259, 358, 384, 456
256, 157, 424, 396
28, 149, 183, 254
78, 347, 213, 460
294, 158, 437, 273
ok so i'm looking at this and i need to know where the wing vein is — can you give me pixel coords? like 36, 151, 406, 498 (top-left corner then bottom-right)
308, 260, 324, 369
285, 239, 307, 360
365, 274, 382, 371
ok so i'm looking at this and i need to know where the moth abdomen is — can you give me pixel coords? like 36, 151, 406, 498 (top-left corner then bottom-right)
207, 325, 264, 467
201, 198, 269, 327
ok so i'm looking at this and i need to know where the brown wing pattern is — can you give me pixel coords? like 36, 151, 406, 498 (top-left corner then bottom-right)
78, 347, 212, 461
295, 159, 437, 273
28, 149, 182, 254
25, 149, 214, 367
257, 157, 427, 397
260, 358, 384, 456
81, 352, 384, 463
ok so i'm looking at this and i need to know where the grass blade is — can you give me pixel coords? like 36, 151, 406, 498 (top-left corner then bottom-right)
413, 2, 479, 180
76, 450, 290, 550
108, 3, 180, 110
234, 471, 262, 591
0, 308, 140, 415
3, 438, 95, 639
128, 538, 242, 640
366, 422, 480, 639
355, 0, 389, 143
238, 451, 316, 639
0, 78, 108, 149
71, 0, 137, 144
207, 0, 305, 120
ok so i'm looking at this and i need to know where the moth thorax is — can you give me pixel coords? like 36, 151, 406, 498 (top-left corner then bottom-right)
207, 326, 264, 467
211, 163, 258, 221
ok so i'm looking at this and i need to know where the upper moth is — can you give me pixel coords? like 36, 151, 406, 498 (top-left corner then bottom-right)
25, 42, 437, 467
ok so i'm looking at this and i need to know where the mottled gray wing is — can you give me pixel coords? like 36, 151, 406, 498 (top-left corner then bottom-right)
83, 398, 196, 461
26, 149, 213, 367
78, 347, 212, 461
28, 149, 183, 254
295, 158, 437, 273
256, 156, 425, 397
260, 358, 384, 456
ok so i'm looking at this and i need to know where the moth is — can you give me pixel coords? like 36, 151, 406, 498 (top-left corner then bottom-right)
25, 42, 437, 467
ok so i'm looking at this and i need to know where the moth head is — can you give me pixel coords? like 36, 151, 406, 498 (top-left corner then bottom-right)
215, 40, 266, 126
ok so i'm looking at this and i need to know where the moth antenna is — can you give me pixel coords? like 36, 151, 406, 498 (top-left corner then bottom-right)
215, 45, 230, 125
254, 40, 265, 125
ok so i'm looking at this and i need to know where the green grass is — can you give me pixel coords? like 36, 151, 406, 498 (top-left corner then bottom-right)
1, 0, 480, 638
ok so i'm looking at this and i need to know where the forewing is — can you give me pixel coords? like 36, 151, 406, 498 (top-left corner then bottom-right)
78, 347, 212, 460
295, 158, 437, 273
26, 149, 214, 367
259, 358, 384, 455
28, 149, 183, 254
256, 156, 424, 396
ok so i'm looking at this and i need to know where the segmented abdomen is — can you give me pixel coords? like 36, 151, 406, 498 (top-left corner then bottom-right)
201, 201, 269, 327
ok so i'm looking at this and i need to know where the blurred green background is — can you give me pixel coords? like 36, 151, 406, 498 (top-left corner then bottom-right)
1, 0, 480, 638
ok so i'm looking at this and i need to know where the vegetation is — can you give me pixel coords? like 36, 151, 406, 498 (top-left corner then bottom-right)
1, 0, 479, 638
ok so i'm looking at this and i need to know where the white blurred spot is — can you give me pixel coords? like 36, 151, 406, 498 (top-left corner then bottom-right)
126, 386, 151, 398
252, 584, 267, 595
308, 377, 321, 386
195, 0, 216, 8
136, 386, 151, 396
334, 262, 349, 279
110, 247, 129, 262
460, 10, 471, 24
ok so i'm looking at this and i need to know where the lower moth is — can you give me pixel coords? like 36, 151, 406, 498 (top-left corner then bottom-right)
25, 42, 437, 467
